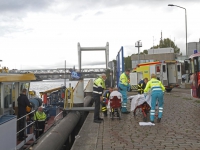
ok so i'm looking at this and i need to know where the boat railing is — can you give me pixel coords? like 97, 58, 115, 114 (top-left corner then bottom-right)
64, 87, 74, 109
16, 110, 36, 135
16, 110, 36, 149
54, 110, 63, 125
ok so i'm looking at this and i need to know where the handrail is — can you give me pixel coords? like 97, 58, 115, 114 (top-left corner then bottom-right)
17, 121, 36, 134
64, 88, 74, 109
17, 110, 35, 121
84, 79, 91, 91
39, 86, 65, 96
16, 110, 36, 135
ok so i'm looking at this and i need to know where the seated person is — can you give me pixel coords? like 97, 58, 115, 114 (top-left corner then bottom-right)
101, 87, 113, 117
34, 107, 47, 138
137, 78, 148, 94
107, 88, 123, 115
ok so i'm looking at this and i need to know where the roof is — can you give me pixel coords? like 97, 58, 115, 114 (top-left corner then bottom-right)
189, 52, 200, 59
137, 60, 178, 67
0, 73, 36, 82
137, 61, 161, 67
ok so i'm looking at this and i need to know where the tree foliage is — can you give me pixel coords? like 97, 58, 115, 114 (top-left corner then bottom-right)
150, 38, 180, 54
124, 56, 132, 70
143, 50, 148, 54
140, 50, 148, 54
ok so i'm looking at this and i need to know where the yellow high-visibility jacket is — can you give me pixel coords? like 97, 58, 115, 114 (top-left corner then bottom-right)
93, 77, 106, 96
119, 73, 129, 86
144, 78, 165, 93
34, 111, 46, 121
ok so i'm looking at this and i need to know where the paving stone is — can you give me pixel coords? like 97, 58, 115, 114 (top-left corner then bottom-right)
72, 88, 200, 150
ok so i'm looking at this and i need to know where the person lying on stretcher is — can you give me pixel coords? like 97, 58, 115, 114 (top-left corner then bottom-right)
107, 88, 123, 115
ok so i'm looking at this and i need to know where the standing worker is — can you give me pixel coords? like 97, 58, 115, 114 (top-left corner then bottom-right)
118, 69, 131, 114
144, 74, 165, 123
17, 88, 32, 141
93, 73, 107, 123
138, 78, 148, 94
101, 87, 113, 117
34, 107, 47, 138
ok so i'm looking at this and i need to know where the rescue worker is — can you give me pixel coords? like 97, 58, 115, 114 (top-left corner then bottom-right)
93, 73, 107, 123
144, 73, 165, 123
101, 87, 113, 117
34, 107, 47, 138
138, 78, 148, 94
118, 69, 131, 114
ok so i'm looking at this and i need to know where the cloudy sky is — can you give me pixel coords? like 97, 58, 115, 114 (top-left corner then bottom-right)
0, 0, 200, 70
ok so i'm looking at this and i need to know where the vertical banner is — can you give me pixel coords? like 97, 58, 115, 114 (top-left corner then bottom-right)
116, 46, 124, 87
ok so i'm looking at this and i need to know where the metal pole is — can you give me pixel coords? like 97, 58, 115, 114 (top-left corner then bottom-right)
110, 70, 113, 87
135, 40, 142, 65
168, 4, 187, 56
64, 60, 66, 87
138, 42, 140, 64
185, 8, 188, 56
153, 36, 154, 54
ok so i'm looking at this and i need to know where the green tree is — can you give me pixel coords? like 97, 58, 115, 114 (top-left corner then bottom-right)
105, 69, 110, 78
124, 56, 132, 70
143, 50, 148, 54
150, 38, 180, 54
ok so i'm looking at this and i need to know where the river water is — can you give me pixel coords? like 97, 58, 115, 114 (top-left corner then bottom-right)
29, 79, 92, 96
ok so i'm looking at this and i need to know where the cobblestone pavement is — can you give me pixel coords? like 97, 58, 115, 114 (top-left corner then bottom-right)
72, 88, 200, 150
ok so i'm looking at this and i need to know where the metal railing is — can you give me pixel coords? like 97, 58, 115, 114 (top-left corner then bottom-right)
16, 110, 36, 135
64, 88, 74, 109
16, 110, 36, 150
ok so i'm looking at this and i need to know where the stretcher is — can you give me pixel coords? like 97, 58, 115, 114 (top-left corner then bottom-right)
129, 94, 151, 122
107, 96, 122, 120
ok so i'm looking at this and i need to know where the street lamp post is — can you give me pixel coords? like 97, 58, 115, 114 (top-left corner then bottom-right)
135, 40, 142, 64
168, 4, 188, 56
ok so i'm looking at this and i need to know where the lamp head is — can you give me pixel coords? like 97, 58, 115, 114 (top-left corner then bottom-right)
168, 4, 174, 6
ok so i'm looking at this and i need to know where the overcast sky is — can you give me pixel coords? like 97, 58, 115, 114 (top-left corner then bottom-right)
0, 0, 200, 70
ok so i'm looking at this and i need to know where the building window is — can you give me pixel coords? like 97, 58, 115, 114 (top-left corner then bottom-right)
4, 84, 12, 109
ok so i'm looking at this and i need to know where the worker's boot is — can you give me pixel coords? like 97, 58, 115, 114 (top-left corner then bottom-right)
157, 118, 161, 123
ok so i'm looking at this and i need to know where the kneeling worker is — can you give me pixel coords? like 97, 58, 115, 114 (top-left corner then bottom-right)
101, 87, 113, 117
138, 78, 148, 94
144, 74, 165, 123
34, 107, 47, 138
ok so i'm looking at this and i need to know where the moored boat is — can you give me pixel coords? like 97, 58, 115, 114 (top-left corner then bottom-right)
0, 73, 37, 150
0, 71, 94, 150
